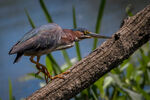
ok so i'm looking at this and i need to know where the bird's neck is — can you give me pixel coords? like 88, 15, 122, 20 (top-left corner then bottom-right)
62, 29, 82, 42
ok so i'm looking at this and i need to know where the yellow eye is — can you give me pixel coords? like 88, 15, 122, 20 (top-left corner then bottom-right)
85, 31, 91, 34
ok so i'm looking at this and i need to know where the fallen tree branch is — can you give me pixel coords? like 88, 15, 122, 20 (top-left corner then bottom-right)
26, 5, 150, 100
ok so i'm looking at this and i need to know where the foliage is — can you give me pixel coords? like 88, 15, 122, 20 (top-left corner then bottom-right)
7, 0, 150, 100
9, 79, 15, 100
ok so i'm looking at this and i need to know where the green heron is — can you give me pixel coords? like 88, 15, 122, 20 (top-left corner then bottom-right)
9, 23, 111, 83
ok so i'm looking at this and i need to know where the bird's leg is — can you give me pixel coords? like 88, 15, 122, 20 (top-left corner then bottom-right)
36, 56, 50, 83
35, 56, 44, 76
35, 56, 49, 83
52, 71, 70, 80
35, 56, 42, 75
31, 56, 70, 80
51, 71, 70, 80
30, 56, 70, 82
30, 56, 52, 83
37, 56, 52, 83
30, 56, 43, 76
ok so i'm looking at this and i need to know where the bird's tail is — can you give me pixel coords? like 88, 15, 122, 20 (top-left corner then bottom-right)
13, 53, 23, 64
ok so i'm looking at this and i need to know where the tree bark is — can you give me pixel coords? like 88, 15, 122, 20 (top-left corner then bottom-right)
26, 5, 150, 100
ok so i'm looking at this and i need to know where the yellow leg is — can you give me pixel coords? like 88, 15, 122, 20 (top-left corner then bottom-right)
35, 56, 42, 75
51, 71, 70, 80
30, 56, 52, 83
29, 56, 70, 83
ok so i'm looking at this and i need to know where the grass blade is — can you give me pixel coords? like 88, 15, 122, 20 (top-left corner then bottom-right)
45, 55, 53, 75
8, 79, 14, 100
92, 0, 106, 50
126, 4, 133, 17
122, 88, 143, 100
47, 54, 62, 74
39, 0, 53, 23
94, 77, 105, 98
27, 73, 44, 80
75, 42, 81, 61
90, 87, 98, 100
72, 6, 82, 61
24, 9, 35, 28
72, 6, 77, 29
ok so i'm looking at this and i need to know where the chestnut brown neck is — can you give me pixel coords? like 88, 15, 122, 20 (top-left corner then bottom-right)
62, 29, 83, 42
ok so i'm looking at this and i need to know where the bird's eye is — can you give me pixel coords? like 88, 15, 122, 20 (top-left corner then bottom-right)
84, 30, 91, 34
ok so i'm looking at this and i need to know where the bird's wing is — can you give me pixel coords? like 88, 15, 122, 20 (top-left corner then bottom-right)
19, 28, 39, 44
19, 23, 59, 44
9, 23, 62, 54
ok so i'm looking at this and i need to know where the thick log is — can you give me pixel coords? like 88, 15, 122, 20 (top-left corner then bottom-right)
26, 5, 150, 100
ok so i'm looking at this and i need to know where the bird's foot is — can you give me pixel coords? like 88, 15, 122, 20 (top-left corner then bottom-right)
34, 68, 49, 83
51, 71, 70, 80
30, 56, 52, 83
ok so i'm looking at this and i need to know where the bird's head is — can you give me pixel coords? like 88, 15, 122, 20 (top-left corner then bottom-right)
71, 28, 111, 41
72, 28, 92, 39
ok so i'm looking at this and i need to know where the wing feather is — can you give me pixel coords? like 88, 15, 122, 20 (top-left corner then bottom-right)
9, 23, 62, 55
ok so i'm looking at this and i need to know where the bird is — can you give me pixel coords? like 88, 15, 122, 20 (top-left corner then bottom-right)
9, 23, 111, 83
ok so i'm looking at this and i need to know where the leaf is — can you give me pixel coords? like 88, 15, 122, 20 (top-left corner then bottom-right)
72, 6, 77, 29
92, 0, 106, 50
109, 73, 124, 87
122, 88, 143, 100
137, 85, 150, 100
126, 63, 134, 79
103, 76, 113, 89
81, 89, 88, 98
45, 55, 53, 75
94, 76, 105, 98
139, 49, 149, 67
120, 59, 130, 72
147, 69, 150, 84
46, 54, 61, 74
8, 79, 15, 100
111, 87, 119, 100
125, 4, 134, 17
116, 96, 126, 100
90, 86, 98, 100
139, 49, 150, 83
27, 73, 44, 80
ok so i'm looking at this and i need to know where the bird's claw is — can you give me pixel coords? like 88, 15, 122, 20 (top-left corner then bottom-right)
51, 71, 70, 80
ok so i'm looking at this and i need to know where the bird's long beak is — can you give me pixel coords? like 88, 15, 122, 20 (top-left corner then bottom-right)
86, 33, 111, 39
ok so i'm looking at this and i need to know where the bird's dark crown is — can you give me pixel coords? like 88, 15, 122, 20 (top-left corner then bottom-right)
72, 28, 91, 34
